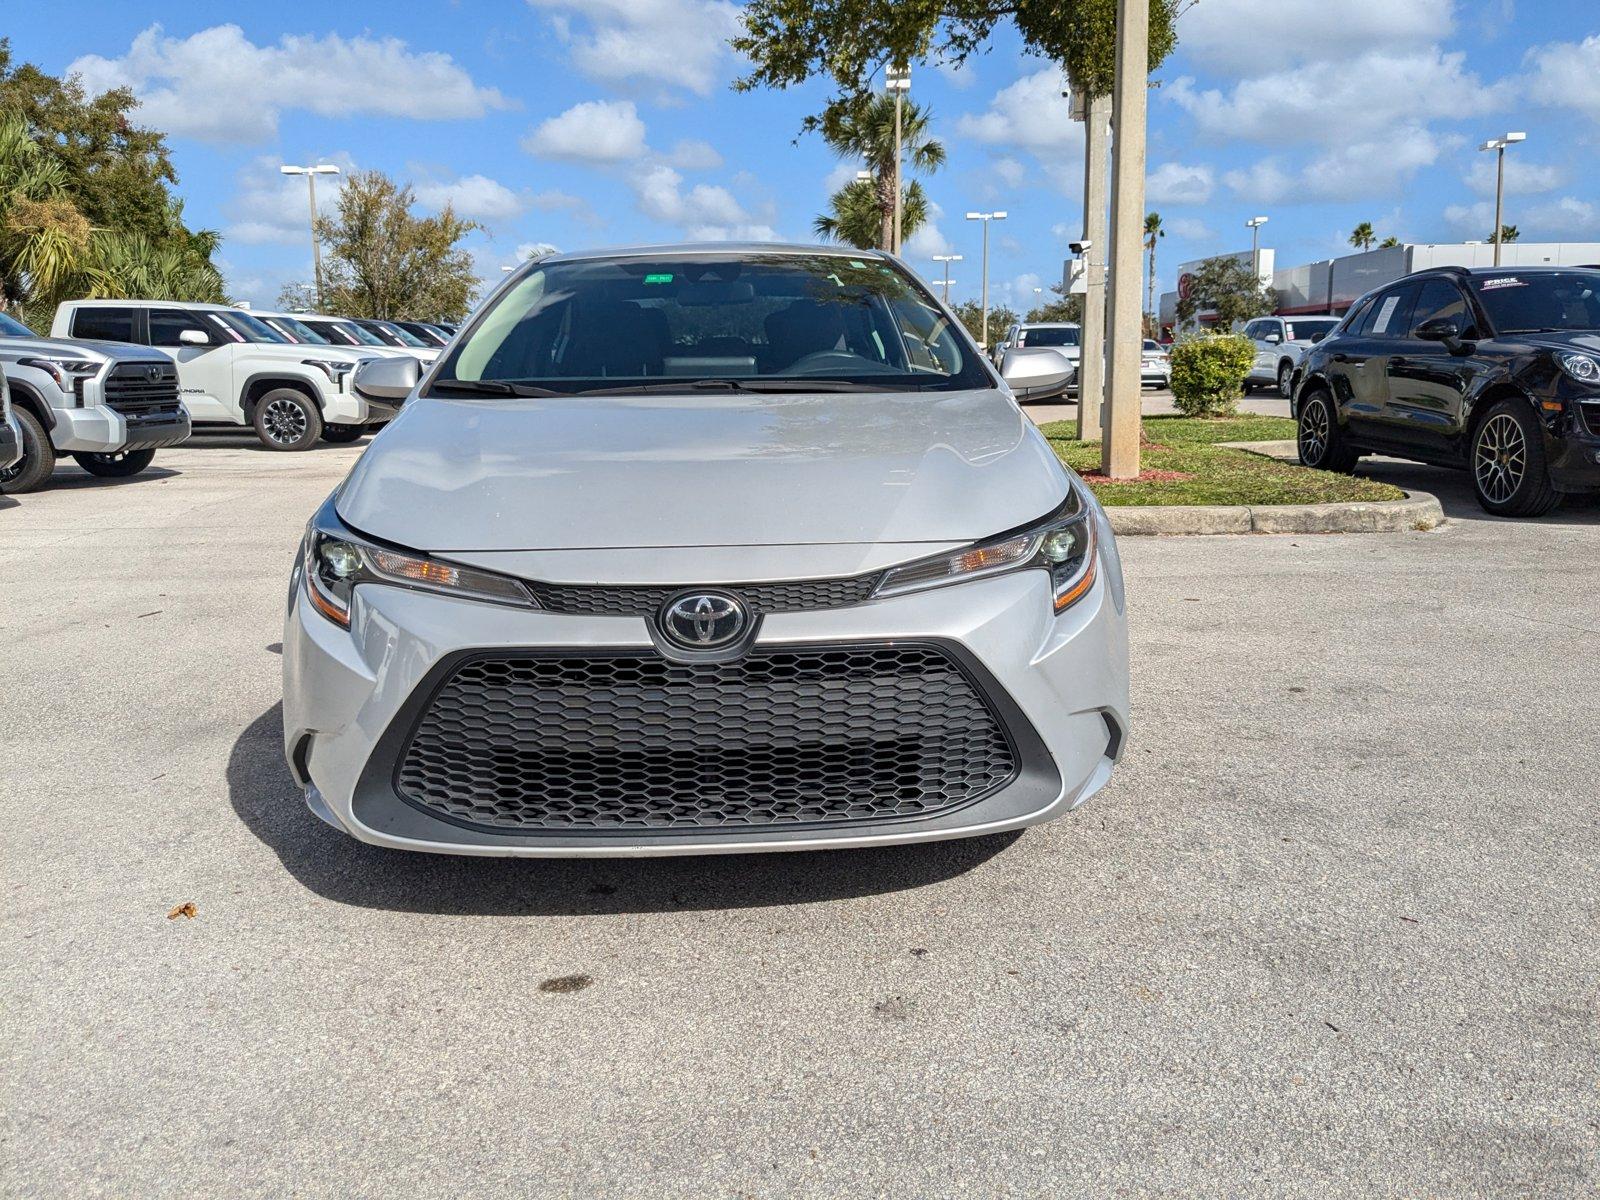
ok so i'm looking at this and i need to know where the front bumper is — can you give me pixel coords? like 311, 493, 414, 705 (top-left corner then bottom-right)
281, 517, 1130, 857
1548, 396, 1600, 493
48, 404, 189, 453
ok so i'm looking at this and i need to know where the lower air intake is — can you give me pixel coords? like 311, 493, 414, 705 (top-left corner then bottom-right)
394, 644, 1019, 832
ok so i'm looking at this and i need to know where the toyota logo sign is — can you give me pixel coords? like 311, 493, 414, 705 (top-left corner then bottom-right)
658, 591, 748, 649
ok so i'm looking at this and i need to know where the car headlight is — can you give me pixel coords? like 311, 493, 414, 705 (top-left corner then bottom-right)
299, 497, 534, 628
873, 485, 1098, 614
19, 355, 101, 390
1555, 352, 1600, 386
303, 358, 355, 387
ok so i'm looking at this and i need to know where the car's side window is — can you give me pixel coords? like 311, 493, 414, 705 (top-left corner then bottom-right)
1241, 320, 1260, 341
1409, 280, 1478, 339
1358, 287, 1418, 339
72, 307, 137, 343
149, 309, 213, 347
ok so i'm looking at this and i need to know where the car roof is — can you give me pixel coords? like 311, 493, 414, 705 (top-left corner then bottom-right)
1019, 322, 1079, 329
533, 241, 894, 266
66, 298, 239, 312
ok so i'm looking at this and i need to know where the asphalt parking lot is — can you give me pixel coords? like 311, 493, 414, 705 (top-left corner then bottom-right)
3, 426, 1596, 1197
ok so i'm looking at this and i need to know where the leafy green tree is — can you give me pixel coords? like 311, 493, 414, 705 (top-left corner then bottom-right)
318, 170, 481, 322
1174, 255, 1276, 330
1142, 211, 1163, 318
1027, 281, 1082, 324
735, 1, 1180, 128
1492, 224, 1519, 244
952, 298, 1017, 347
814, 176, 931, 249
1379, 236, 1401, 249
812, 94, 945, 250
1348, 222, 1376, 251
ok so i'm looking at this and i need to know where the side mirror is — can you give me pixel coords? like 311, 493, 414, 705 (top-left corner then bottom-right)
1001, 346, 1076, 401
1310, 331, 1326, 343
1414, 317, 1461, 343
1264, 332, 1282, 345
178, 328, 211, 346
352, 355, 421, 400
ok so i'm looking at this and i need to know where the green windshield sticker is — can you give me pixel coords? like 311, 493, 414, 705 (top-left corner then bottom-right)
849, 260, 867, 269
643, 273, 674, 284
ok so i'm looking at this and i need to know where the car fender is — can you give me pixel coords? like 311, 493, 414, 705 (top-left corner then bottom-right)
238, 368, 333, 415
1461, 369, 1540, 445
2, 375, 57, 432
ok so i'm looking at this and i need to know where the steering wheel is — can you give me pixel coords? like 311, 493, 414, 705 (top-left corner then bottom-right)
782, 349, 878, 374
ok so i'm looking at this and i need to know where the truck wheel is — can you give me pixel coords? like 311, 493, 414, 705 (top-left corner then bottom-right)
1277, 362, 1294, 398
72, 448, 157, 478
320, 424, 366, 444
0, 408, 56, 494
252, 389, 323, 451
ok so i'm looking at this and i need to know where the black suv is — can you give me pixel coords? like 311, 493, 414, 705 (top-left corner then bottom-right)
1292, 266, 1600, 516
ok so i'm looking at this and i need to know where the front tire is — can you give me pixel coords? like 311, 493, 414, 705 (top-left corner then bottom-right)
72, 448, 157, 478
1297, 388, 1361, 474
320, 424, 366, 444
1278, 362, 1294, 399
252, 389, 323, 451
0, 408, 56, 493
1471, 399, 1561, 517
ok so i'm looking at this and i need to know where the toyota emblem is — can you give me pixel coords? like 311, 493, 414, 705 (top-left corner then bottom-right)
145, 365, 163, 382
658, 591, 748, 649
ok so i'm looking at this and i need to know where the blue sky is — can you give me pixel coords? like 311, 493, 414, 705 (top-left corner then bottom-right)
10, 0, 1599, 311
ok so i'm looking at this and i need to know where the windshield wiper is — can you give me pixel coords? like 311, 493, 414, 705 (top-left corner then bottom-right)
428, 379, 566, 397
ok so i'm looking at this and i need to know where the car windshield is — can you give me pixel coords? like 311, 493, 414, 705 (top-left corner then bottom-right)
1472, 271, 1600, 334
268, 315, 330, 344
336, 321, 389, 347
206, 310, 286, 343
1285, 319, 1338, 341
436, 252, 987, 394
0, 311, 35, 337
375, 321, 428, 347
1019, 327, 1079, 347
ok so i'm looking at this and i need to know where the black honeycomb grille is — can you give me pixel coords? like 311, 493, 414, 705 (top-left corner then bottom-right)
394, 645, 1018, 832
104, 361, 181, 415
527, 575, 881, 617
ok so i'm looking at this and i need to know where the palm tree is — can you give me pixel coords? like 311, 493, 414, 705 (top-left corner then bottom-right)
1379, 236, 1401, 248
1491, 224, 1520, 244
815, 178, 931, 250
1348, 222, 1376, 251
0, 112, 92, 316
1142, 212, 1164, 318
813, 94, 945, 249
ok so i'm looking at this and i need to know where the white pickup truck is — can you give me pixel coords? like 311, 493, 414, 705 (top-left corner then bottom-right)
51, 300, 394, 450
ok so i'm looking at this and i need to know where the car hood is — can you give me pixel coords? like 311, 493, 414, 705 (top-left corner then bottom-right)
336, 388, 1069, 552
0, 334, 171, 364
1515, 330, 1600, 354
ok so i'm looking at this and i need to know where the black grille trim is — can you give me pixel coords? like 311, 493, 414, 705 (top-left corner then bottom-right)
104, 361, 182, 419
1581, 399, 1600, 437
528, 574, 882, 617
387, 642, 1024, 836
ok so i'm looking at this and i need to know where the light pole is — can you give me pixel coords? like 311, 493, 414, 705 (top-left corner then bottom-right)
280, 163, 340, 309
1479, 132, 1526, 267
931, 254, 962, 304
1246, 215, 1269, 281
965, 211, 1006, 349
886, 65, 912, 254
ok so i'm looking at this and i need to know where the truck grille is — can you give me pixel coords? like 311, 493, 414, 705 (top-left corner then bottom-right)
1581, 400, 1600, 437
104, 361, 182, 422
527, 575, 881, 617
394, 644, 1019, 832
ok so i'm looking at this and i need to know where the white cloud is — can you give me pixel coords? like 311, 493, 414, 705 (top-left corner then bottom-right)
993, 157, 1028, 188
903, 202, 952, 258
628, 163, 777, 241
1145, 162, 1214, 205
1464, 157, 1564, 198
523, 99, 648, 163
66, 24, 509, 143
515, 241, 561, 260
665, 139, 724, 170
528, 189, 605, 227
1523, 197, 1600, 239
1225, 127, 1454, 204
1167, 49, 1503, 144
1523, 36, 1600, 122
956, 69, 1081, 153
224, 153, 355, 245
1175, 0, 1456, 76
525, 0, 742, 97
414, 175, 525, 222
1166, 217, 1214, 241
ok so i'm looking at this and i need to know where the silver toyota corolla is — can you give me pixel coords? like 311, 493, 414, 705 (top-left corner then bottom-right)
281, 244, 1129, 856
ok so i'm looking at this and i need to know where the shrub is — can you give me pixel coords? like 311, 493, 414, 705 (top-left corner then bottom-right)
1169, 333, 1256, 417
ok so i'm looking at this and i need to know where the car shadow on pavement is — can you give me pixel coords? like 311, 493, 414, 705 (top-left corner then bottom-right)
44, 466, 182, 490
189, 431, 369, 452
1357, 458, 1600, 527
230, 705, 1020, 915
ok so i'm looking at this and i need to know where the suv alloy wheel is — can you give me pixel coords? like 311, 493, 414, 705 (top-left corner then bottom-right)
1470, 399, 1560, 517
253, 388, 323, 452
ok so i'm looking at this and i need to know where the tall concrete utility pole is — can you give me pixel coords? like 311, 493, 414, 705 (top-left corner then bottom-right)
1102, 0, 1148, 480
887, 65, 912, 254
1077, 91, 1112, 443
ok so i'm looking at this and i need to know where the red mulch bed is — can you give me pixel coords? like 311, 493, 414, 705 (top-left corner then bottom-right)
1080, 468, 1195, 485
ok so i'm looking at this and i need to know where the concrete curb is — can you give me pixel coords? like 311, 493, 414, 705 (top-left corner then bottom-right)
1106, 491, 1443, 535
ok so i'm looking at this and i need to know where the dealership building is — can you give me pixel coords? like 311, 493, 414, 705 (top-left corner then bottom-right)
1158, 241, 1600, 334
